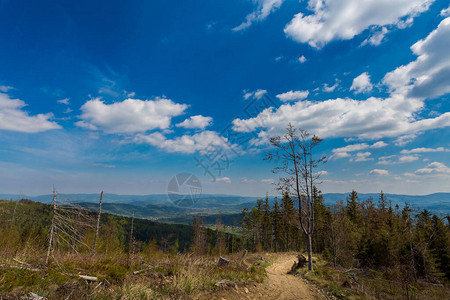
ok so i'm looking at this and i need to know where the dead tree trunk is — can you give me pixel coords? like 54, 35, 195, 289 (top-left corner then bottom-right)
46, 186, 57, 265
307, 234, 313, 271
92, 191, 103, 255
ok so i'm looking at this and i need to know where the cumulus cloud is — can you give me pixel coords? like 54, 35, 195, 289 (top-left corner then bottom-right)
317, 170, 329, 176
401, 147, 448, 154
276, 90, 309, 102
350, 72, 373, 94
394, 134, 417, 146
216, 177, 231, 183
298, 55, 307, 63
371, 141, 388, 148
322, 82, 338, 92
232, 21, 450, 143
232, 94, 449, 141
176, 115, 213, 129
233, 0, 284, 31
76, 97, 187, 134
441, 5, 450, 17
261, 178, 274, 184
133, 130, 228, 154
383, 17, 450, 99
350, 151, 373, 162
330, 141, 386, 160
378, 154, 419, 164
0, 92, 61, 133
284, 0, 434, 48
0, 85, 13, 92
370, 169, 389, 175
362, 27, 389, 46
398, 155, 420, 163
57, 98, 70, 105
244, 89, 267, 100
415, 162, 450, 175
242, 177, 257, 183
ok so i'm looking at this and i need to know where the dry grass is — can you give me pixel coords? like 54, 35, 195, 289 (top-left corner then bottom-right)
0, 249, 267, 299
296, 255, 450, 300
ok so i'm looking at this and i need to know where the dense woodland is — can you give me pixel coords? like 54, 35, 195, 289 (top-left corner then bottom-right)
241, 189, 450, 284
1, 190, 450, 298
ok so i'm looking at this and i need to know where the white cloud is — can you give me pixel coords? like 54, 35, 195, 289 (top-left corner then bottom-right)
371, 141, 388, 148
401, 147, 448, 154
317, 170, 329, 176
329, 151, 351, 160
284, 0, 434, 48
233, 0, 284, 31
383, 17, 450, 99
242, 177, 257, 183
57, 98, 70, 105
76, 97, 187, 134
91, 163, 116, 168
216, 177, 231, 183
350, 72, 373, 94
176, 115, 213, 129
0, 85, 13, 92
361, 27, 389, 46
378, 155, 397, 165
0, 92, 61, 133
394, 134, 417, 146
398, 155, 419, 163
333, 143, 370, 154
323, 82, 338, 92
261, 178, 274, 184
133, 130, 228, 154
378, 154, 420, 164
351, 151, 373, 162
232, 94, 449, 142
330, 141, 385, 160
441, 5, 450, 17
232, 19, 450, 148
415, 162, 450, 175
370, 169, 389, 175
276, 90, 309, 102
298, 55, 307, 63
244, 89, 267, 100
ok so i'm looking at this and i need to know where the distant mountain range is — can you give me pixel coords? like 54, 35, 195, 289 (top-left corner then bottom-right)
1, 192, 448, 225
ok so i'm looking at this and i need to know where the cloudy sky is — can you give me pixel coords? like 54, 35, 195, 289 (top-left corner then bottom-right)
0, 0, 449, 196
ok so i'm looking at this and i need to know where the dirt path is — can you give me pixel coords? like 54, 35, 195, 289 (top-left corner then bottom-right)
207, 254, 324, 300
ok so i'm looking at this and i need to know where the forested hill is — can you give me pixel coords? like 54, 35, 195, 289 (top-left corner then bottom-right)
0, 192, 448, 226
0, 199, 194, 252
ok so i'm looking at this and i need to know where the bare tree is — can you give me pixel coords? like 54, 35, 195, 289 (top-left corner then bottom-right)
92, 191, 103, 255
265, 123, 326, 271
46, 186, 57, 265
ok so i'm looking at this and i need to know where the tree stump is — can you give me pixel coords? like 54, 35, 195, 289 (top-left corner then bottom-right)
217, 256, 230, 267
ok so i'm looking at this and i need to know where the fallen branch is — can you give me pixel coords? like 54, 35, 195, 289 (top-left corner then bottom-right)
13, 258, 31, 266
133, 264, 160, 275
79, 275, 98, 281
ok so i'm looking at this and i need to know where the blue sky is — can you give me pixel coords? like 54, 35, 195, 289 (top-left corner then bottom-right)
0, 0, 449, 196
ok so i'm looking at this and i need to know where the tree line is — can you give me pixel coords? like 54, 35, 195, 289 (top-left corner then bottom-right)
240, 189, 450, 282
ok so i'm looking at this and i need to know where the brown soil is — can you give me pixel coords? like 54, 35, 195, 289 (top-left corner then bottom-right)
204, 254, 325, 300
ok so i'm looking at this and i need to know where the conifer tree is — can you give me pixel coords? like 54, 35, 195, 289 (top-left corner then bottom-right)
346, 190, 360, 223
271, 199, 282, 252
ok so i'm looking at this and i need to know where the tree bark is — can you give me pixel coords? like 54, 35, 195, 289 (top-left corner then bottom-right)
92, 191, 103, 255
46, 186, 57, 265
307, 233, 313, 271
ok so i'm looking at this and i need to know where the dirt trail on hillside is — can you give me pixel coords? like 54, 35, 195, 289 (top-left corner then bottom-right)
207, 254, 324, 300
